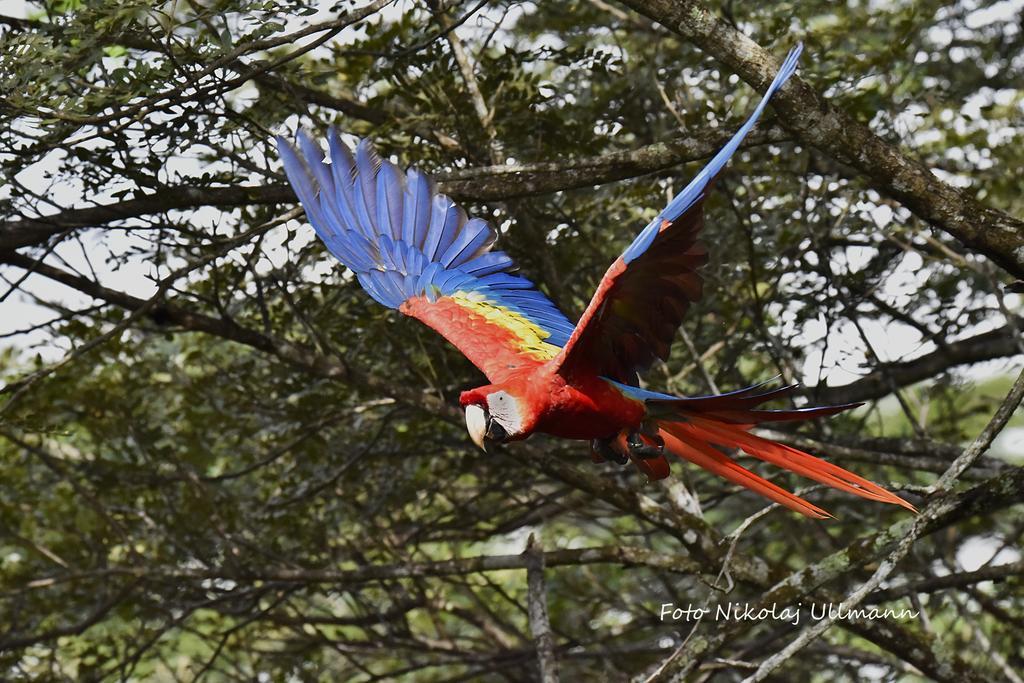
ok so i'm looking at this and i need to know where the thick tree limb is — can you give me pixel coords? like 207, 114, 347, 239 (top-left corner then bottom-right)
0, 186, 294, 253
868, 560, 1024, 603
804, 321, 1023, 405
0, 252, 380, 395
617, 0, 1024, 277
0, 580, 140, 652
0, 128, 784, 252
11, 545, 703, 594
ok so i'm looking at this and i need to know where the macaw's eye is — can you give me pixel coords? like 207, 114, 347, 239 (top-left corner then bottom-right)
485, 418, 507, 442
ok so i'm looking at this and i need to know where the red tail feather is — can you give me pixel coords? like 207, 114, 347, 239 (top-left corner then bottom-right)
657, 418, 916, 518
659, 422, 831, 518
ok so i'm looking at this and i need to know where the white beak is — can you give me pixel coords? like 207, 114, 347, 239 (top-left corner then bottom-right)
464, 404, 487, 451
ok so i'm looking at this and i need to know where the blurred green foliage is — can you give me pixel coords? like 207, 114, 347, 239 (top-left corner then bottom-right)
1, 0, 1022, 680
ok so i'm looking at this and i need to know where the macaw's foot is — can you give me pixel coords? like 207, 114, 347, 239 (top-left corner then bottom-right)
590, 437, 629, 465
592, 429, 671, 481
626, 428, 664, 460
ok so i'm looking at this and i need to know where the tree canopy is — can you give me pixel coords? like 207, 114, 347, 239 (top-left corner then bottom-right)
1, 0, 1023, 680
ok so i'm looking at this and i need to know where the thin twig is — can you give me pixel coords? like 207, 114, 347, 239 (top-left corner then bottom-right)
741, 365, 1024, 681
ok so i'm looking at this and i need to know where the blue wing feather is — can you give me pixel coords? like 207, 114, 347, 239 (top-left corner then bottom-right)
346, 230, 380, 268
415, 262, 443, 295
353, 140, 382, 237
357, 272, 391, 307
325, 130, 367, 239
278, 141, 330, 234
375, 160, 405, 240
421, 197, 449, 260
433, 269, 467, 292
623, 43, 803, 264
405, 245, 426, 277
459, 252, 515, 276
478, 273, 534, 290
440, 217, 493, 267
296, 132, 344, 234
403, 169, 433, 247
375, 233, 395, 270
322, 233, 369, 271
425, 196, 464, 261
276, 130, 576, 349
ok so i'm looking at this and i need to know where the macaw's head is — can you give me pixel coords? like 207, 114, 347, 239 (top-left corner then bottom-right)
459, 386, 533, 451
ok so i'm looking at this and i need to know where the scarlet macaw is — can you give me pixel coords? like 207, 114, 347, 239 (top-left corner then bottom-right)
277, 44, 915, 518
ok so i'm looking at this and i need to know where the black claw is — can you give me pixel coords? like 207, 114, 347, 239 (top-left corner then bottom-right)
627, 432, 644, 451
626, 430, 664, 460
631, 446, 664, 460
591, 438, 628, 465
610, 451, 629, 465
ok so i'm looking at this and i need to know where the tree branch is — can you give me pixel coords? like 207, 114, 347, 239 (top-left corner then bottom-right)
0, 251, 386, 396
754, 430, 1008, 482
0, 128, 785, 252
13, 545, 703, 594
742, 366, 1024, 681
617, 0, 1024, 278
868, 560, 1024, 603
804, 321, 1023, 405
642, 463, 1024, 680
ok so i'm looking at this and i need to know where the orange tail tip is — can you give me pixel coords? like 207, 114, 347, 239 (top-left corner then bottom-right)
687, 418, 918, 513
658, 420, 916, 518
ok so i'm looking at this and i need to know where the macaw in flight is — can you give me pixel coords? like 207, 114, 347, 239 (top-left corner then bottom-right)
277, 43, 915, 518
